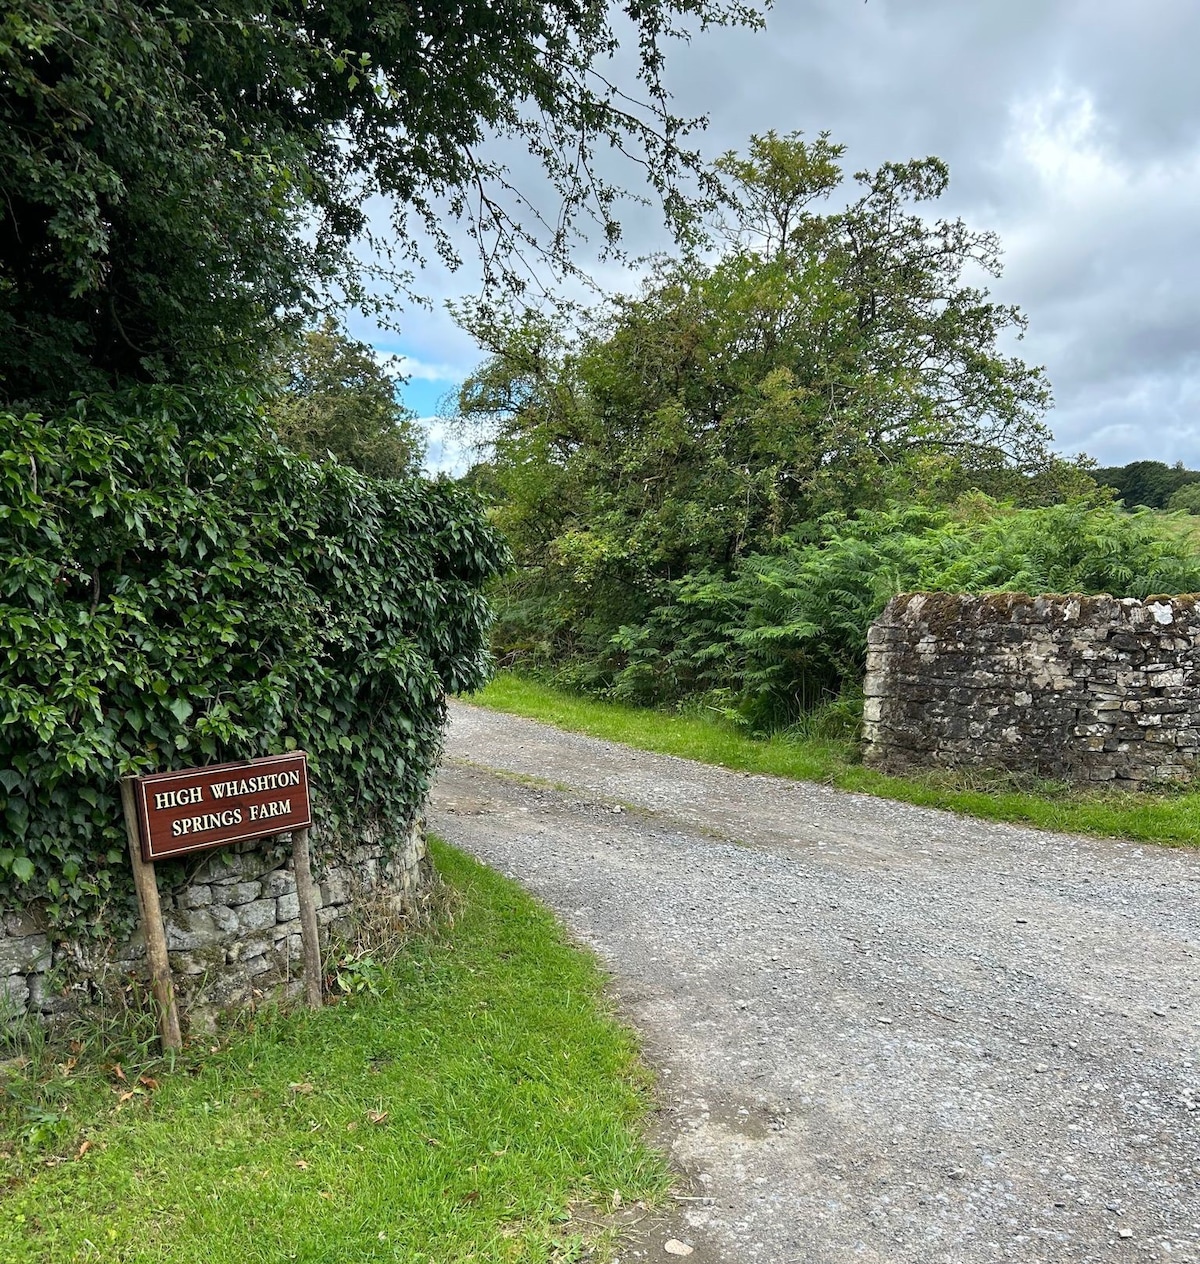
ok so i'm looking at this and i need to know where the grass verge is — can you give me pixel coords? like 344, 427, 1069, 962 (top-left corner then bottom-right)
0, 839, 668, 1264
470, 674, 1200, 848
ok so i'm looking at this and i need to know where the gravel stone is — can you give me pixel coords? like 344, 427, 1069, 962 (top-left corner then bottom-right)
431, 701, 1200, 1264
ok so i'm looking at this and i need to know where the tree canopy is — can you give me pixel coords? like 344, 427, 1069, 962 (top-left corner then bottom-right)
1094, 460, 1200, 510
265, 319, 424, 479
0, 0, 767, 410
453, 132, 1104, 697
458, 132, 1078, 574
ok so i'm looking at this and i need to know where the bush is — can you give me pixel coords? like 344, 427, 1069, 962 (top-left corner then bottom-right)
0, 390, 507, 935
605, 498, 1200, 730
1168, 484, 1200, 515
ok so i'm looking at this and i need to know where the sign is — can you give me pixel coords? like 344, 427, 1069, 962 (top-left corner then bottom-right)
132, 753, 312, 862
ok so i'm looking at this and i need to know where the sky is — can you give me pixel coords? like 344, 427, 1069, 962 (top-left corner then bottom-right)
351, 0, 1200, 475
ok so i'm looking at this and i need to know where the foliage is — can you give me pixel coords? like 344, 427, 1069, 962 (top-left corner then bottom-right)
0, 391, 506, 934
457, 134, 1105, 705
331, 951, 384, 998
1167, 482, 1200, 515
604, 498, 1200, 728
0, 838, 670, 1262
1094, 460, 1200, 510
265, 318, 423, 479
458, 132, 1057, 576
0, 0, 766, 411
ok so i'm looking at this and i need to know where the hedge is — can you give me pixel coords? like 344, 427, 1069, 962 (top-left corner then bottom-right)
0, 388, 507, 936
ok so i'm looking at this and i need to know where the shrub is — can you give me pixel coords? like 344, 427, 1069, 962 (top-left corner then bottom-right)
607, 498, 1200, 729
1167, 484, 1200, 515
0, 389, 506, 936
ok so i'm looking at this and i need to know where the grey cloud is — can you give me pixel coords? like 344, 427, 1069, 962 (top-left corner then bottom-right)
361, 0, 1200, 467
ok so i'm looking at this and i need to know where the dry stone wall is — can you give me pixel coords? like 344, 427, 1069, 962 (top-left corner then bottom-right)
863, 592, 1200, 785
2, 820, 429, 1031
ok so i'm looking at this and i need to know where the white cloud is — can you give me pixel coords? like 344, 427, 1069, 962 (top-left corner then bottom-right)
420, 418, 472, 477
396, 355, 468, 385
991, 82, 1200, 462
372, 349, 468, 385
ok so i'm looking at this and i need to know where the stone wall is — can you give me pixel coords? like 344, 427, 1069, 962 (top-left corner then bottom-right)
2, 820, 429, 1031
863, 592, 1200, 785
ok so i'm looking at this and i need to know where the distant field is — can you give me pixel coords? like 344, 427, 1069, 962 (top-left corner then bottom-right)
1153, 510, 1200, 555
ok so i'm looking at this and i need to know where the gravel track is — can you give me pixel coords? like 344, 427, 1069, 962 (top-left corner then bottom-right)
429, 700, 1200, 1263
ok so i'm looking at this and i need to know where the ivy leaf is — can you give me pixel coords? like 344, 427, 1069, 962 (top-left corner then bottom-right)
168, 698, 194, 725
12, 856, 35, 883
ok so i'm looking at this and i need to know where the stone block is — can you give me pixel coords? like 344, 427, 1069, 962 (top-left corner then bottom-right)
319, 872, 351, 907
276, 893, 300, 922
3, 910, 46, 938
263, 868, 295, 899
3, 973, 31, 1011
244, 953, 274, 978
0, 933, 50, 976
221, 882, 262, 907
211, 905, 240, 935
165, 909, 219, 952
239, 936, 272, 961
27, 973, 72, 1015
169, 951, 220, 976
237, 899, 279, 935
179, 884, 213, 910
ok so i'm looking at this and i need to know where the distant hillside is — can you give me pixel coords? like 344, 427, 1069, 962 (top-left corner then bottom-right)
1094, 460, 1200, 509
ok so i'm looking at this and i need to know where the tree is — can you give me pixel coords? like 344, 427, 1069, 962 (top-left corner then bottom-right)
1167, 483, 1200, 515
0, 0, 767, 410
266, 319, 424, 479
1095, 461, 1200, 509
455, 132, 1061, 669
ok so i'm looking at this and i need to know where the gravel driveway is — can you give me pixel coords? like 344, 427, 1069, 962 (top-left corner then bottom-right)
429, 700, 1200, 1263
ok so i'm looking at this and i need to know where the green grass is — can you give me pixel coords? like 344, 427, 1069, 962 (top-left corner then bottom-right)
470, 674, 1200, 848
0, 839, 668, 1263
1153, 509, 1200, 556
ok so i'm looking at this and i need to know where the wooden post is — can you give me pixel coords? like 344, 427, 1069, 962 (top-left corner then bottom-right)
119, 778, 183, 1053
291, 827, 323, 1009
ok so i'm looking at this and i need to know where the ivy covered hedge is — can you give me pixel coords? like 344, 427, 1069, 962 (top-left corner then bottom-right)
0, 389, 507, 936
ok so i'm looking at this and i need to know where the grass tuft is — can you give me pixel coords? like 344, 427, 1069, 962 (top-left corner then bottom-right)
0, 839, 668, 1263
469, 674, 1200, 848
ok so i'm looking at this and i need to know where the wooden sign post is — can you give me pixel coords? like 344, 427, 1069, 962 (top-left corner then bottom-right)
120, 752, 322, 1051
290, 827, 324, 1010
120, 778, 182, 1053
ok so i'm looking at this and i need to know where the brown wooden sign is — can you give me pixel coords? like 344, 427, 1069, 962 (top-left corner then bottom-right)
132, 753, 311, 862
